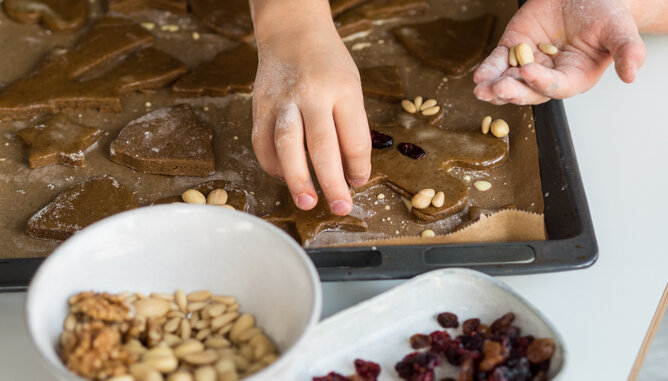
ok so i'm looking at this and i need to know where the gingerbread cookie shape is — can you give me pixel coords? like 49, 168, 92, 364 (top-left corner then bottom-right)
392, 14, 496, 76
153, 180, 249, 212
361, 122, 508, 222
26, 176, 137, 241
360, 65, 405, 101
330, 0, 367, 17
109, 104, 215, 177
108, 0, 188, 14
189, 0, 253, 42
172, 44, 257, 98
335, 0, 429, 37
264, 192, 368, 246
16, 114, 101, 169
3, 0, 87, 32
0, 17, 187, 121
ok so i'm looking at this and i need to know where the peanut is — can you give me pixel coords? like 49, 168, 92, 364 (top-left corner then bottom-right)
401, 99, 417, 113
411, 188, 435, 210
481, 115, 492, 135
420, 98, 437, 111
413, 96, 423, 110
421, 105, 440, 116
431, 191, 445, 208
490, 119, 510, 138
134, 298, 170, 319
515, 43, 534, 66
187, 290, 212, 302
421, 229, 436, 238
473, 181, 492, 191
538, 42, 558, 55
508, 45, 518, 67
182, 189, 206, 204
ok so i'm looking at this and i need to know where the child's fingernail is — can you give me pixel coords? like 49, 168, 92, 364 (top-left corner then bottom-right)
296, 193, 316, 210
329, 200, 351, 216
348, 177, 368, 187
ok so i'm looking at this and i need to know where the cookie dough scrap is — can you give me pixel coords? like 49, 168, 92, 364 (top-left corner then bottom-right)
16, 114, 101, 168
335, 0, 429, 38
153, 180, 249, 212
360, 65, 405, 101
392, 14, 496, 76
108, 0, 188, 14
109, 104, 215, 177
26, 176, 137, 241
172, 44, 258, 98
264, 194, 368, 246
189, 0, 253, 42
330, 0, 368, 17
3, 0, 87, 32
0, 17, 187, 121
361, 122, 508, 222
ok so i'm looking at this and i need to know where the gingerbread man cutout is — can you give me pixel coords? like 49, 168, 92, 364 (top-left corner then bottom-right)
361, 122, 508, 222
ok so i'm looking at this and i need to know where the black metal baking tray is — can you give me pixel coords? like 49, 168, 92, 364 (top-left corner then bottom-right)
308, 100, 598, 281
0, 100, 597, 290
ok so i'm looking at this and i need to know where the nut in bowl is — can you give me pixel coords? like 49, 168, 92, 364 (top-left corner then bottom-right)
25, 204, 322, 380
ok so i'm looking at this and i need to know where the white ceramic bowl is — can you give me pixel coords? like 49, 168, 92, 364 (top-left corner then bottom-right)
25, 204, 322, 381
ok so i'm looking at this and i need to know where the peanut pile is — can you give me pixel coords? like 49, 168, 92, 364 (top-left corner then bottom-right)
59, 290, 278, 381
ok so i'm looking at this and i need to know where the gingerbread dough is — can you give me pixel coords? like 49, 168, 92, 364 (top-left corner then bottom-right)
153, 180, 249, 212
361, 122, 508, 222
26, 176, 137, 241
335, 0, 429, 37
172, 44, 257, 98
189, 0, 253, 42
108, 0, 188, 14
16, 114, 101, 168
109, 104, 215, 177
360, 65, 405, 101
3, 0, 87, 32
0, 17, 187, 121
392, 14, 496, 76
264, 193, 368, 246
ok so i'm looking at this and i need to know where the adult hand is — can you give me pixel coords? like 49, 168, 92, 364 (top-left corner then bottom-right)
473, 0, 646, 105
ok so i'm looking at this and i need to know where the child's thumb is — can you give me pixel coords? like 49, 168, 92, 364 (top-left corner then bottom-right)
602, 12, 646, 83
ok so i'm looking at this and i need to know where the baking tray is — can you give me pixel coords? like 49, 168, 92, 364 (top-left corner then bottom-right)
0, 99, 597, 290
307, 99, 598, 280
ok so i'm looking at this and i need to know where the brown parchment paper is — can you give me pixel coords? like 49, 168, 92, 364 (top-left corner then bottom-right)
334, 210, 546, 247
0, 0, 544, 260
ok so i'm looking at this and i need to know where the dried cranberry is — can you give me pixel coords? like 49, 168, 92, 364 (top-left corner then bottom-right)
410, 334, 432, 349
397, 142, 425, 159
395, 351, 439, 381
458, 332, 485, 352
491, 313, 515, 334
354, 359, 381, 381
462, 318, 480, 335
429, 331, 480, 366
526, 338, 555, 364
437, 312, 459, 328
511, 336, 533, 359
370, 130, 394, 149
312, 372, 352, 381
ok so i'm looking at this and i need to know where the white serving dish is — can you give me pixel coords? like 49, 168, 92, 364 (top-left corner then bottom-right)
25, 204, 322, 381
294, 268, 565, 380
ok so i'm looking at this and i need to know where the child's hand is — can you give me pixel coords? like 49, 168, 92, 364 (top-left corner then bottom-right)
473, 0, 646, 105
251, 1, 370, 216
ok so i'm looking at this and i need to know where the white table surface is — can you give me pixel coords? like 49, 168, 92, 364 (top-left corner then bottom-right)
2, 35, 667, 380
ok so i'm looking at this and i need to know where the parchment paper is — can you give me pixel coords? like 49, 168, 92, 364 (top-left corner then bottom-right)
0, 0, 544, 260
